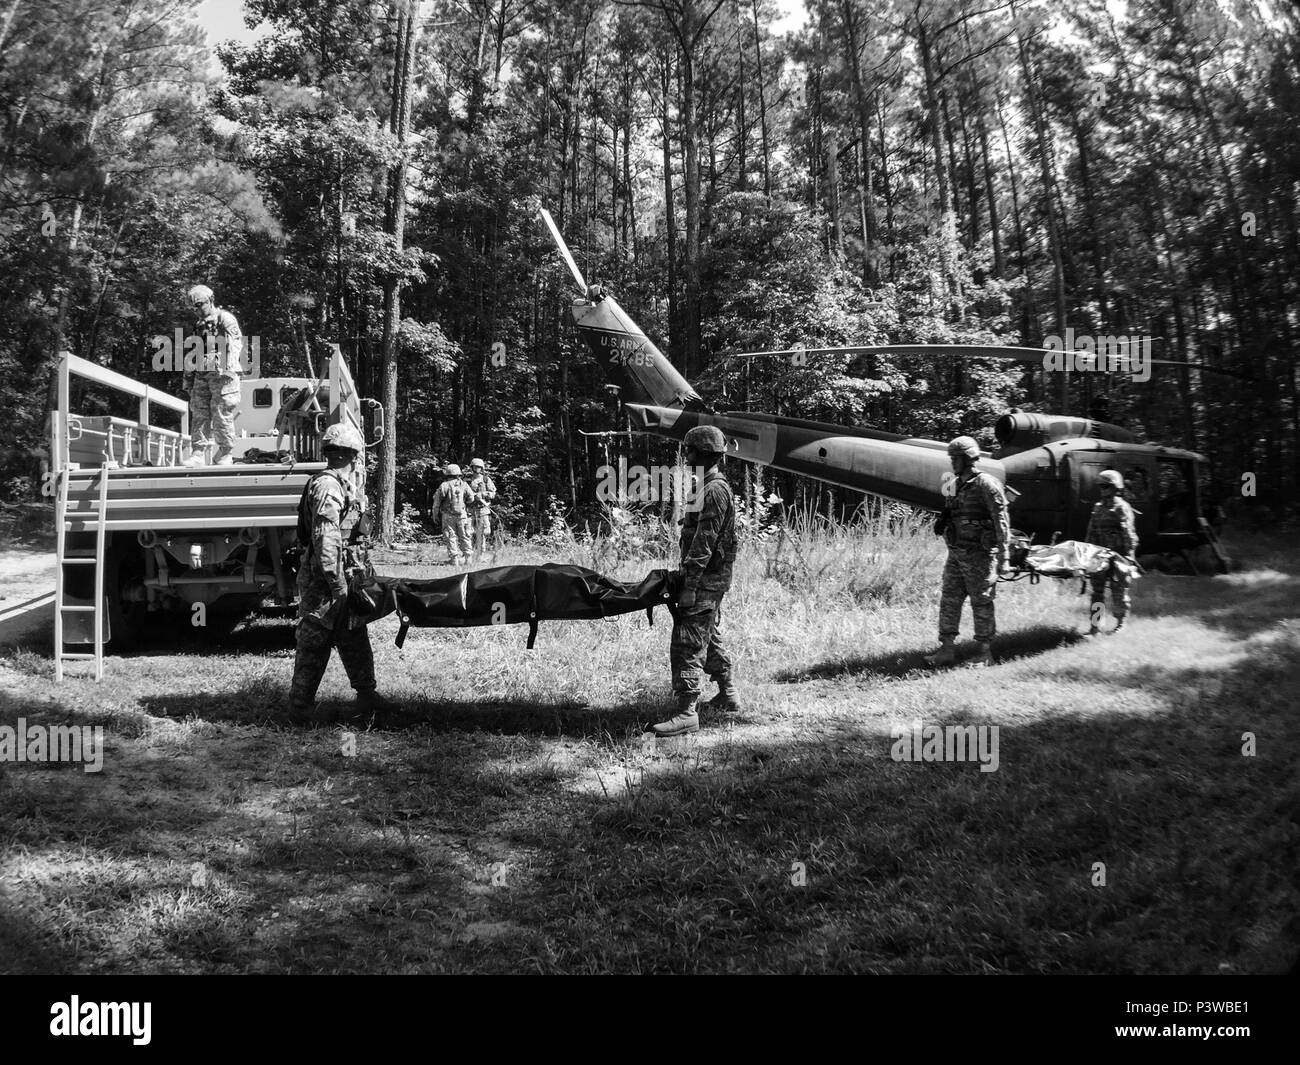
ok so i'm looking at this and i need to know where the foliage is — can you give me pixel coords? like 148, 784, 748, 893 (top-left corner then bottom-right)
3, 0, 1297, 529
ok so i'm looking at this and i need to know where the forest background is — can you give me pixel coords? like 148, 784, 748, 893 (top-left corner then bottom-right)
3, 0, 1297, 541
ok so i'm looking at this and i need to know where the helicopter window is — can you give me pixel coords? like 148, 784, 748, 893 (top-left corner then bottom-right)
1157, 461, 1196, 533
1124, 467, 1152, 502
252, 387, 273, 409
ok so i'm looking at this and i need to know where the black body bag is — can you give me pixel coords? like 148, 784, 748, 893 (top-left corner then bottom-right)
349, 564, 679, 649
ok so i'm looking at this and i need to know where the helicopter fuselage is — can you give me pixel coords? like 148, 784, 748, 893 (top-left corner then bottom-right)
557, 246, 1219, 562
624, 402, 1209, 555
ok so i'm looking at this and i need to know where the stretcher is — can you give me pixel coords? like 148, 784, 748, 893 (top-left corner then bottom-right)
349, 563, 679, 648
1003, 539, 1141, 585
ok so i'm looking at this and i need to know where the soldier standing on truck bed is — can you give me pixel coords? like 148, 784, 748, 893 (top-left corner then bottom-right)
289, 423, 400, 722
467, 457, 496, 560
649, 425, 741, 738
434, 463, 475, 565
182, 284, 244, 467
925, 435, 1013, 669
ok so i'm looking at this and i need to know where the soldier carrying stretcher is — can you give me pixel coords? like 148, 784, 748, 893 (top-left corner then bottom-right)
1083, 469, 1139, 636
288, 423, 401, 722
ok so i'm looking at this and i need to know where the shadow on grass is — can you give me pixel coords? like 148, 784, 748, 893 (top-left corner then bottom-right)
0, 689, 507, 974
0, 904, 84, 975
0, 611, 296, 662
136, 682, 659, 738
474, 640, 1300, 975
6, 626, 1299, 974
1144, 569, 1300, 640
773, 624, 1082, 683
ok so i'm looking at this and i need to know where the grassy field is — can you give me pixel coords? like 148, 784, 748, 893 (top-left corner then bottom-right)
1, 514, 1297, 974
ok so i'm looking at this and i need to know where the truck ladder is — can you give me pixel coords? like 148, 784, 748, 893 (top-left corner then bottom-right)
54, 467, 110, 682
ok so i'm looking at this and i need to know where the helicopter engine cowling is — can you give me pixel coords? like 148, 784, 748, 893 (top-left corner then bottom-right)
995, 412, 1139, 453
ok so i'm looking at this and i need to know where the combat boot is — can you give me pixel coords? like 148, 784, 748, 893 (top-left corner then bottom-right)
924, 637, 957, 667
649, 695, 700, 737
965, 641, 993, 668
212, 448, 234, 466
701, 681, 742, 714
183, 452, 207, 468
1111, 617, 1127, 634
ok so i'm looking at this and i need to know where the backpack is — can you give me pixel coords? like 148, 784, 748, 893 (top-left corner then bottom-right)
296, 470, 347, 556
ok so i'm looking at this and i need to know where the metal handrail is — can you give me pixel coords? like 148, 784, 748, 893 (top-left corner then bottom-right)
52, 351, 190, 474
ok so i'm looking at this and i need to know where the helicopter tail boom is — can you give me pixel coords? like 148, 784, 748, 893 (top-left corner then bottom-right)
626, 402, 1005, 513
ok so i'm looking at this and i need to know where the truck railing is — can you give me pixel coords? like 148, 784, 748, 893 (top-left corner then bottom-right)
52, 351, 191, 473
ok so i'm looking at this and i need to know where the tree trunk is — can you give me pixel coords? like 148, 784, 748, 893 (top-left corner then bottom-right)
1017, 31, 1067, 409
750, 0, 772, 198
826, 128, 842, 254
916, 22, 951, 217
376, 0, 419, 544
680, 0, 703, 382
660, 52, 678, 345
841, 0, 876, 283
977, 116, 1003, 277
735, 3, 747, 191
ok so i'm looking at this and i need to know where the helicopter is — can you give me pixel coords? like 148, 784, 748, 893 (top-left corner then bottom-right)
540, 209, 1232, 572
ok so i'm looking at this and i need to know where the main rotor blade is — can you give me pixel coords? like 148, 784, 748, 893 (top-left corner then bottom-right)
725, 343, 1253, 380
540, 207, 588, 294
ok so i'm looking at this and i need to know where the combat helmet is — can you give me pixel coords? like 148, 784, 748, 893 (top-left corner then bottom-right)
947, 435, 981, 460
321, 422, 365, 454
1098, 470, 1124, 490
445, 463, 462, 477
684, 425, 727, 454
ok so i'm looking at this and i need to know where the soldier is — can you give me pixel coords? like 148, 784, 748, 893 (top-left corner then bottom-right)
288, 423, 400, 721
1084, 469, 1139, 636
182, 284, 244, 467
925, 436, 1012, 669
434, 463, 475, 565
467, 457, 497, 558
650, 425, 740, 737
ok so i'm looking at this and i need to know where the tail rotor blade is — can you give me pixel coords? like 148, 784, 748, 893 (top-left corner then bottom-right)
540, 208, 588, 294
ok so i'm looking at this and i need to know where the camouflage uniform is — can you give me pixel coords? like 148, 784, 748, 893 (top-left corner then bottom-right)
183, 308, 243, 453
938, 470, 1011, 640
1086, 496, 1139, 621
671, 470, 737, 695
290, 469, 376, 709
435, 476, 475, 563
468, 471, 496, 554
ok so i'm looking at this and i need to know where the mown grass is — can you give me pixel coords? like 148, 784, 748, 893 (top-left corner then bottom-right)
0, 517, 1296, 973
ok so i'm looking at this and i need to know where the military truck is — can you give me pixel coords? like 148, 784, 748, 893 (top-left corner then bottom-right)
49, 347, 381, 680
